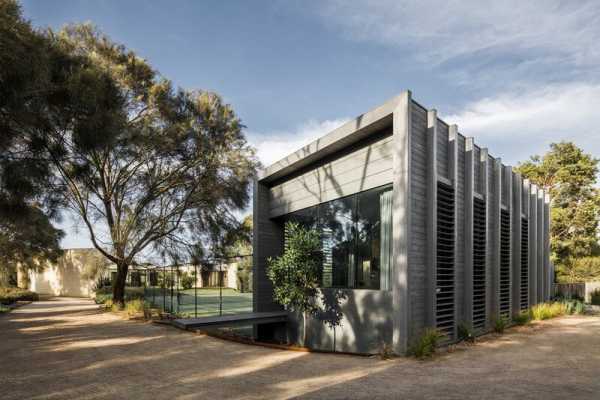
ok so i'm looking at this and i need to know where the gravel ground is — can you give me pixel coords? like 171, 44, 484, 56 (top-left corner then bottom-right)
1, 297, 600, 400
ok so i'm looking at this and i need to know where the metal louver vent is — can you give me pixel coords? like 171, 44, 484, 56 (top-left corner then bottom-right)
521, 218, 529, 310
436, 182, 455, 339
473, 197, 486, 330
499, 209, 511, 318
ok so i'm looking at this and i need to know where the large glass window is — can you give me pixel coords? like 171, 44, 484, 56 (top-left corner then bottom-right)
283, 185, 392, 290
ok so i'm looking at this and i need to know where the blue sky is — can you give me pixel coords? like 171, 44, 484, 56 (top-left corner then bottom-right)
21, 0, 600, 249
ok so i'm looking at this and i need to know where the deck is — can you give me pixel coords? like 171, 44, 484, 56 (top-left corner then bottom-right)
172, 311, 288, 331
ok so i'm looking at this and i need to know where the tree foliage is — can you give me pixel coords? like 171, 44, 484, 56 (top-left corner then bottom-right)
0, 0, 85, 277
515, 142, 600, 281
43, 25, 258, 304
267, 221, 322, 315
1, 3, 258, 302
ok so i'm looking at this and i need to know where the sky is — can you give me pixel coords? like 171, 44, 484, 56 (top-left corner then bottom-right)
20, 0, 600, 249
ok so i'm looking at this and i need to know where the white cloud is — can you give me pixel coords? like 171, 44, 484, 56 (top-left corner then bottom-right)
318, 0, 600, 67
248, 118, 349, 167
443, 82, 600, 164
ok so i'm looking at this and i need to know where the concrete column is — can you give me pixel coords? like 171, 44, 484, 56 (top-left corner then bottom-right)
464, 138, 475, 328
392, 91, 412, 354
252, 179, 285, 339
537, 189, 545, 302
425, 110, 438, 328
529, 185, 538, 305
491, 158, 502, 319
511, 173, 522, 317
522, 179, 531, 308
481, 149, 491, 328
544, 193, 551, 301
448, 124, 459, 339
504, 165, 513, 317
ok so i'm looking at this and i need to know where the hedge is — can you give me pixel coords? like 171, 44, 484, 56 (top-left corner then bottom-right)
0, 287, 39, 305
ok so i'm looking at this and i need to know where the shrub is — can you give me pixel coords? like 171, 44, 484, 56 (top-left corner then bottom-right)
513, 311, 531, 326
493, 316, 508, 333
457, 322, 475, 343
180, 273, 195, 290
104, 299, 114, 310
563, 300, 585, 315
91, 275, 112, 292
0, 287, 39, 305
125, 299, 149, 317
378, 342, 394, 360
409, 328, 446, 359
0, 304, 10, 313
591, 289, 600, 306
530, 302, 566, 320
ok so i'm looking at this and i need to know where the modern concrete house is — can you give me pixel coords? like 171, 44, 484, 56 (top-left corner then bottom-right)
253, 91, 553, 355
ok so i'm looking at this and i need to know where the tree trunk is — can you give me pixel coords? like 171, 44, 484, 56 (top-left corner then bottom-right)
112, 262, 129, 306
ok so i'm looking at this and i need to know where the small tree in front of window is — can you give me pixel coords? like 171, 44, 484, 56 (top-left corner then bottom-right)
267, 221, 322, 346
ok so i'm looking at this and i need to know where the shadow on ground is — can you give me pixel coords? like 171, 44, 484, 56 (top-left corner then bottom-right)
1, 297, 600, 400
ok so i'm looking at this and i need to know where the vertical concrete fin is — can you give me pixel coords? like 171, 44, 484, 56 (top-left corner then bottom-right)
530, 184, 538, 305
464, 138, 475, 328
511, 172, 522, 317
425, 110, 438, 328
448, 124, 459, 339
537, 188, 544, 302
392, 91, 411, 354
544, 192, 551, 301
480, 148, 491, 328
491, 158, 502, 319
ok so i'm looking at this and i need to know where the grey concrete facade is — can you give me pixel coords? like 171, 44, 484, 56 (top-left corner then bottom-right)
253, 91, 552, 355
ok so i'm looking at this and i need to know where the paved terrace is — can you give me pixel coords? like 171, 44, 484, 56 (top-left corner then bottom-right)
1, 297, 600, 399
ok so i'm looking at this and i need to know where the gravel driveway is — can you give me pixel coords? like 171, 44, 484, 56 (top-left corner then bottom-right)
1, 297, 600, 399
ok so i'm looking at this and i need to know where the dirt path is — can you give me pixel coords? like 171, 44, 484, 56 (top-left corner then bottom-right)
1, 297, 600, 399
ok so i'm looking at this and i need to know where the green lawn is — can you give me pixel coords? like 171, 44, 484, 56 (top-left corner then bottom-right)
144, 287, 252, 318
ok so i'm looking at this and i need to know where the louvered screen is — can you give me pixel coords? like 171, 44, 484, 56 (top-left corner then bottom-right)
473, 197, 486, 330
436, 182, 455, 339
499, 209, 511, 318
521, 218, 529, 310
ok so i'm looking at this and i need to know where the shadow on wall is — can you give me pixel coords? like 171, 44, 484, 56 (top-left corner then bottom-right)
29, 249, 108, 297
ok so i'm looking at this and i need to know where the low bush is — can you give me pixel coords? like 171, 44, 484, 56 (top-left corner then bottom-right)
180, 273, 195, 290
493, 316, 508, 333
563, 299, 585, 315
530, 302, 566, 320
0, 287, 39, 305
125, 299, 148, 317
513, 311, 531, 326
409, 328, 446, 359
378, 342, 394, 360
591, 289, 600, 306
0, 304, 11, 313
457, 322, 475, 343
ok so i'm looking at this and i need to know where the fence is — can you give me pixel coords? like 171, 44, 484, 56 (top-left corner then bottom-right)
115, 255, 252, 318
554, 283, 585, 300
554, 281, 600, 303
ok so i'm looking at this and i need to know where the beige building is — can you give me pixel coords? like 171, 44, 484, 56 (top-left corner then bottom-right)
28, 248, 108, 298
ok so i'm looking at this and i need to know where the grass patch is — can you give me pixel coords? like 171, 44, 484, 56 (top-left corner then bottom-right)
0, 287, 38, 305
409, 328, 446, 359
125, 299, 149, 317
563, 299, 585, 315
530, 302, 566, 320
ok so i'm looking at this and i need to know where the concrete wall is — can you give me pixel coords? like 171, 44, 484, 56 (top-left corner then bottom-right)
28, 249, 105, 297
